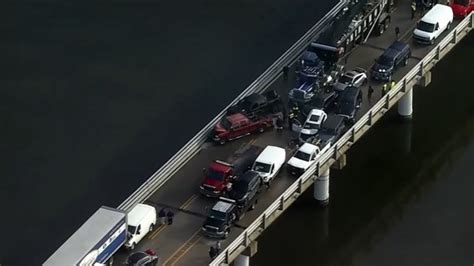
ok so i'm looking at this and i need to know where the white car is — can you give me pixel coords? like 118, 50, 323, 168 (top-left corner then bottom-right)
298, 109, 327, 143
125, 204, 157, 250
287, 143, 330, 176
252, 145, 286, 185
333, 68, 367, 92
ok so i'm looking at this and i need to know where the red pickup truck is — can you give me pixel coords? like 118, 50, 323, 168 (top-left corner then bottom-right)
212, 113, 273, 145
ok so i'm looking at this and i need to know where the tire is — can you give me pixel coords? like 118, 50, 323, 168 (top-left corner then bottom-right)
378, 23, 385, 35
149, 223, 155, 232
219, 138, 226, 145
258, 127, 265, 133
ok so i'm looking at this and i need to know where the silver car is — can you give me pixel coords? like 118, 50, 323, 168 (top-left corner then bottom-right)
333, 68, 367, 92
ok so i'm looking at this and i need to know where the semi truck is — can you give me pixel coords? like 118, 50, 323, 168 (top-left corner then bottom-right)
44, 206, 127, 266
199, 145, 262, 197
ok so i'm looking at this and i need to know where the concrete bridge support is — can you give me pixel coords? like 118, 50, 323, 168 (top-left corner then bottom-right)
235, 254, 250, 266
314, 169, 330, 206
397, 88, 413, 119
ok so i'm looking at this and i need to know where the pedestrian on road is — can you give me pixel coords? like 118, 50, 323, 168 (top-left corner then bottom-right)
209, 246, 217, 260
158, 208, 166, 225
368, 85, 374, 101
282, 65, 289, 80
411, 0, 417, 19
395, 26, 400, 40
275, 114, 284, 131
390, 79, 396, 91
215, 241, 221, 254
382, 83, 388, 96
166, 209, 175, 225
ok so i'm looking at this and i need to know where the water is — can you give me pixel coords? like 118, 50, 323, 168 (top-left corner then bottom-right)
0, 1, 337, 265
253, 33, 474, 265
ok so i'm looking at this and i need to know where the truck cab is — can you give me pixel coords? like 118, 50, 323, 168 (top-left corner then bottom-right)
200, 145, 262, 197
202, 198, 237, 238
450, 0, 474, 18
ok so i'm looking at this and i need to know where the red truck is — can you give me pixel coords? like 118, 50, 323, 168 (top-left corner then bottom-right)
450, 0, 474, 18
199, 145, 262, 197
212, 113, 274, 145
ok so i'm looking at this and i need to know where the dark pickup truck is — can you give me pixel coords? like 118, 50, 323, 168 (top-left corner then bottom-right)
227, 90, 283, 117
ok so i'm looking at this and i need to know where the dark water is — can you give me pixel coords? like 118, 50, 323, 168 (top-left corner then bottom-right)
0, 1, 337, 265
254, 34, 474, 265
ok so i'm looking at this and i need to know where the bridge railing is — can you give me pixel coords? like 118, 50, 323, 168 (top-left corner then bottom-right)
210, 12, 473, 266
117, 0, 349, 212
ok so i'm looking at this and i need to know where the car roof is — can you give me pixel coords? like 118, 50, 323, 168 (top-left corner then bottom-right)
226, 113, 248, 125
238, 170, 261, 184
322, 115, 345, 130
128, 204, 155, 226
212, 200, 234, 213
389, 41, 409, 51
299, 143, 319, 154
382, 48, 401, 59
256, 145, 285, 164
422, 4, 452, 24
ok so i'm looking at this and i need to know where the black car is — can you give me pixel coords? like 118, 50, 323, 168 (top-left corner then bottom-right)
316, 114, 347, 146
127, 250, 159, 266
303, 88, 338, 113
228, 171, 263, 214
335, 86, 362, 123
202, 198, 237, 239
371, 41, 411, 81
227, 90, 282, 116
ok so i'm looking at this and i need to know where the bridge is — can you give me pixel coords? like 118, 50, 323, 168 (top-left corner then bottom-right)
47, 0, 474, 265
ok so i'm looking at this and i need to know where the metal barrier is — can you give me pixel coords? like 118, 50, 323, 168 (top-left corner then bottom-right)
210, 12, 473, 266
117, 0, 349, 212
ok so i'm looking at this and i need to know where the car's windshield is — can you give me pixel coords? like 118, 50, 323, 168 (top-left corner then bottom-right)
128, 225, 137, 234
309, 114, 321, 123
303, 122, 319, 130
377, 55, 394, 66
209, 210, 226, 221
338, 75, 353, 84
253, 162, 271, 173
207, 169, 225, 181
417, 21, 436, 32
220, 117, 232, 130
454, 0, 469, 6
205, 217, 224, 227
294, 151, 311, 161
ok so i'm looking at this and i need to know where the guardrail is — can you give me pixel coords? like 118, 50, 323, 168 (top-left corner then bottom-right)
117, 0, 349, 212
210, 12, 474, 266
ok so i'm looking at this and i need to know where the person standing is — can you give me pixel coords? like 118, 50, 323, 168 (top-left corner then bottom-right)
209, 246, 217, 260
382, 83, 388, 96
215, 241, 221, 254
166, 209, 175, 225
395, 26, 400, 40
368, 85, 374, 101
390, 79, 396, 91
158, 208, 166, 225
411, 0, 417, 19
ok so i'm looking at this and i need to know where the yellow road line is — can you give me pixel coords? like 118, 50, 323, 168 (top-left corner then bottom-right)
148, 224, 166, 240
162, 229, 202, 266
181, 194, 198, 210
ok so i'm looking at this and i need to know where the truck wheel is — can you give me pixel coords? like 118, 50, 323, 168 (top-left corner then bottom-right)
149, 223, 155, 232
258, 127, 265, 133
219, 138, 226, 145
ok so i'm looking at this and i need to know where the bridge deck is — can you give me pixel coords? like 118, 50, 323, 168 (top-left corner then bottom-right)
113, 0, 464, 264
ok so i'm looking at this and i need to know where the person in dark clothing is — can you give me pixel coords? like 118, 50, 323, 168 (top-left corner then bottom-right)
368, 85, 374, 101
275, 115, 284, 131
282, 65, 289, 80
158, 208, 166, 225
411, 0, 417, 19
209, 246, 217, 260
166, 210, 175, 225
395, 26, 400, 40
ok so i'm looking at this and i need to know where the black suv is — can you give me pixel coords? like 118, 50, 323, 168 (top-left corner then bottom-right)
335, 86, 363, 124
202, 198, 237, 239
316, 114, 347, 146
228, 171, 263, 215
371, 41, 411, 81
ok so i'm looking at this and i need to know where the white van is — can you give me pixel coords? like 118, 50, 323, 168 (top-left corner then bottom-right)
252, 145, 286, 185
413, 4, 453, 45
125, 203, 157, 250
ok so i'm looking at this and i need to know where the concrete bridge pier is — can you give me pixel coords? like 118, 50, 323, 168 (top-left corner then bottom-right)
314, 169, 330, 206
397, 88, 413, 119
235, 255, 250, 266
